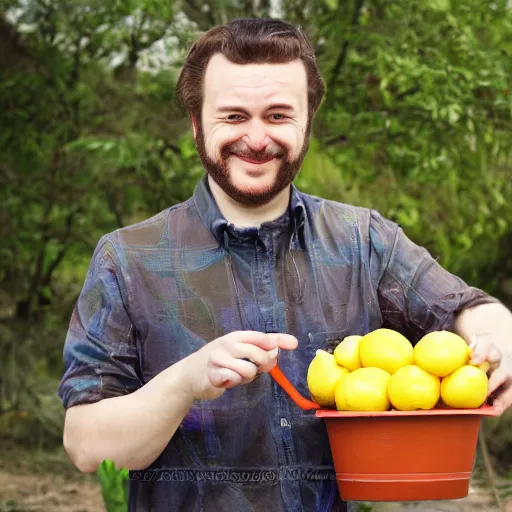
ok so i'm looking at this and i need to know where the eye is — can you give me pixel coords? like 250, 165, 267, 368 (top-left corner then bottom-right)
269, 113, 287, 121
226, 114, 244, 122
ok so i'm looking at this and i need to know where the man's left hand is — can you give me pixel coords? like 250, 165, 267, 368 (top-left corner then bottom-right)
470, 334, 512, 415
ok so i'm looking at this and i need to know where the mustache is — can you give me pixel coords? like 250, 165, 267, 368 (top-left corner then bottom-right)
222, 139, 287, 161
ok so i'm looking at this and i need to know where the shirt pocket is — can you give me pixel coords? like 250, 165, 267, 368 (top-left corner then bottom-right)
307, 329, 350, 355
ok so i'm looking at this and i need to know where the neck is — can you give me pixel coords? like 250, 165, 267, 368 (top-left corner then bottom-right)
208, 176, 290, 228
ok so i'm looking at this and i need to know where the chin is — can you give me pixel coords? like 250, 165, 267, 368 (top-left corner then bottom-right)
222, 173, 281, 207
229, 162, 277, 187
206, 154, 297, 206
229, 182, 276, 203
232, 174, 275, 192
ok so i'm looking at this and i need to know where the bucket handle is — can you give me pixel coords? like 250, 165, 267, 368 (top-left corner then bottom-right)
269, 364, 320, 411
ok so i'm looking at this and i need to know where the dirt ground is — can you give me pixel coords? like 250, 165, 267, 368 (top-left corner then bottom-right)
0, 470, 105, 512
0, 440, 105, 512
1, 472, 512, 512
367, 480, 512, 511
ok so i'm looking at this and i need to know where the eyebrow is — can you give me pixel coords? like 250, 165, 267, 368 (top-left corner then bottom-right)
216, 103, 296, 114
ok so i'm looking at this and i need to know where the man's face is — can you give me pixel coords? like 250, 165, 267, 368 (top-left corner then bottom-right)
194, 53, 310, 207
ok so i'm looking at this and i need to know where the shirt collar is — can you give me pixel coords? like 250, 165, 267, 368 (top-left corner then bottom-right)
193, 174, 306, 248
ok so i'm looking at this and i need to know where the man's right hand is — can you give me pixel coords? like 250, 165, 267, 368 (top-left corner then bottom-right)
63, 331, 298, 473
182, 331, 298, 401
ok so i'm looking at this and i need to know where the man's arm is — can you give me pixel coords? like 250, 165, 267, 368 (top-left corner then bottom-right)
369, 209, 499, 343
59, 237, 297, 473
368, 210, 512, 413
64, 357, 194, 472
453, 302, 512, 414
64, 331, 296, 473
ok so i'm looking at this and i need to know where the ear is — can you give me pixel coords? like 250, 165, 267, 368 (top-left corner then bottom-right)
191, 115, 199, 139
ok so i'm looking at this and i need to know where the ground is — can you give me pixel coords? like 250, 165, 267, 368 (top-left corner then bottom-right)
0, 440, 105, 512
0, 470, 105, 512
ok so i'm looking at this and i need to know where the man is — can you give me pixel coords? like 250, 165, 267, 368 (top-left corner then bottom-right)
58, 18, 512, 512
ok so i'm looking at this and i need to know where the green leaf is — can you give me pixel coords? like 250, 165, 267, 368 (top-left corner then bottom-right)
429, 0, 451, 13
97, 460, 129, 512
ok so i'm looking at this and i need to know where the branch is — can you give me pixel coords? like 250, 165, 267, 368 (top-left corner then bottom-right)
324, 134, 349, 147
327, 0, 365, 102
27, 200, 53, 304
106, 191, 125, 229
22, 153, 60, 318
159, 141, 181, 157
479, 428, 504, 511
67, 36, 82, 89
139, 12, 148, 34
0, 402, 19, 416
67, 36, 83, 132
396, 86, 420, 101
40, 210, 77, 289
182, 0, 216, 30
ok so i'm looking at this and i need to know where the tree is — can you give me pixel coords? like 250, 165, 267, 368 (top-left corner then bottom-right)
1, 0, 511, 465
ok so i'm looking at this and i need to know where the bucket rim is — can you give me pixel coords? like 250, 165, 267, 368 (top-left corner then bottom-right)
315, 404, 498, 418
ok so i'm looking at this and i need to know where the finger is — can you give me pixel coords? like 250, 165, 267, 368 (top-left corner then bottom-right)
268, 347, 279, 359
231, 344, 278, 373
492, 385, 512, 415
256, 347, 280, 373
210, 368, 244, 389
230, 331, 298, 351
487, 346, 502, 365
470, 336, 494, 365
232, 344, 269, 365
210, 352, 259, 382
488, 366, 509, 396
229, 331, 279, 351
259, 347, 280, 374
271, 333, 298, 350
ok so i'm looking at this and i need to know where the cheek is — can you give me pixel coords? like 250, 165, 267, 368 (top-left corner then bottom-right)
204, 135, 222, 158
268, 126, 305, 159
206, 127, 242, 157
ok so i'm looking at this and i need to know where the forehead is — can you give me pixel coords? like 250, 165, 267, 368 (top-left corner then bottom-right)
203, 53, 308, 110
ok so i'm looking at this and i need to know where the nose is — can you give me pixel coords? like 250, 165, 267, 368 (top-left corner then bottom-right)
242, 120, 272, 152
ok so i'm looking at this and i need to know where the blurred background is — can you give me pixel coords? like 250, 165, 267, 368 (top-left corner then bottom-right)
1, 0, 511, 511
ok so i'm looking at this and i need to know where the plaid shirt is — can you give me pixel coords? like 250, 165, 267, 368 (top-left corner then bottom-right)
58, 175, 496, 512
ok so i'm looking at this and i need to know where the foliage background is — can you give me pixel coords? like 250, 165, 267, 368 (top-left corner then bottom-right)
1, 0, 511, 506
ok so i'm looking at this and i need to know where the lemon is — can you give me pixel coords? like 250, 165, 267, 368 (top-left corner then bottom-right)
414, 331, 469, 377
333, 335, 363, 371
441, 365, 488, 409
474, 361, 490, 373
335, 367, 391, 411
388, 365, 441, 411
359, 328, 414, 375
307, 349, 349, 407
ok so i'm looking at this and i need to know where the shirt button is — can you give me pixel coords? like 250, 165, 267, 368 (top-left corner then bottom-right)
280, 418, 291, 427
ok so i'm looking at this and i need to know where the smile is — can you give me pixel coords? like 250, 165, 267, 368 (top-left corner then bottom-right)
233, 154, 276, 165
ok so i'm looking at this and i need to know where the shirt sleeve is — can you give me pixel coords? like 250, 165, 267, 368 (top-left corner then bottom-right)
57, 235, 142, 409
369, 210, 501, 343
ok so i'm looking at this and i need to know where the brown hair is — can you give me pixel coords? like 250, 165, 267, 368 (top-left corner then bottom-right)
176, 18, 325, 123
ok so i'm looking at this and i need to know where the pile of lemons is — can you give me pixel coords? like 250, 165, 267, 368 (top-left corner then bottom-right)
307, 329, 490, 411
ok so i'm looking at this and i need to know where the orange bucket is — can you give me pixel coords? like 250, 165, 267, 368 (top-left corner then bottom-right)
316, 406, 498, 502
269, 365, 498, 502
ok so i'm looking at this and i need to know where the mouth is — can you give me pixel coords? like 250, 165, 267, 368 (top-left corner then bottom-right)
232, 153, 276, 165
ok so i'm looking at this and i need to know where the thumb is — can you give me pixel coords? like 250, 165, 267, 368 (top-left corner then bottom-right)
469, 334, 493, 365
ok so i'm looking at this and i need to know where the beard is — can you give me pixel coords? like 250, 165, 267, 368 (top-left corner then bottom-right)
194, 122, 311, 207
